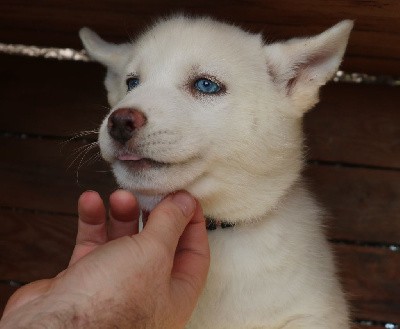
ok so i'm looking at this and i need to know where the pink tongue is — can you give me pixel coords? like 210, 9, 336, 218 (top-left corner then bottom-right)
118, 154, 144, 161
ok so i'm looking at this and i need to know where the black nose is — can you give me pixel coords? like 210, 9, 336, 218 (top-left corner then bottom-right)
107, 108, 146, 144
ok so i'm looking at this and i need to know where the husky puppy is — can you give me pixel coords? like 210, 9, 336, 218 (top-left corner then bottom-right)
80, 16, 352, 329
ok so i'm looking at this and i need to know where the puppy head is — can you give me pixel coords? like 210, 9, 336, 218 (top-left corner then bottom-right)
80, 16, 352, 220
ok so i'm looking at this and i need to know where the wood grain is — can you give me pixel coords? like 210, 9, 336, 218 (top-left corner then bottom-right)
1, 0, 400, 74
0, 56, 107, 137
336, 244, 400, 324
0, 137, 117, 214
1, 55, 399, 169
305, 84, 400, 169
305, 164, 400, 245
0, 210, 76, 282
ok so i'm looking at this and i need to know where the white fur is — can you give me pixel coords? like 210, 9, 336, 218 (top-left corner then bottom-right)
80, 16, 353, 328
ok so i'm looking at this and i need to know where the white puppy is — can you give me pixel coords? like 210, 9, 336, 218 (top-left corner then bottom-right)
80, 16, 353, 328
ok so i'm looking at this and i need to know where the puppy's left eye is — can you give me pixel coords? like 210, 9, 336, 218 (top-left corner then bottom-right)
194, 78, 221, 94
126, 77, 140, 92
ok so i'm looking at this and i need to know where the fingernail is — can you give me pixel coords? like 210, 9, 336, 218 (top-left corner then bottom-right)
171, 192, 196, 217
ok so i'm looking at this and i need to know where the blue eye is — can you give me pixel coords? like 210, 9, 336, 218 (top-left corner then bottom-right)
194, 78, 221, 94
126, 77, 140, 92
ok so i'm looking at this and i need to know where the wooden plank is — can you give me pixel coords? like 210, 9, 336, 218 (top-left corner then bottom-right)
305, 84, 400, 169
336, 244, 400, 324
305, 164, 400, 245
1, 0, 399, 75
0, 137, 117, 214
0, 210, 76, 282
1, 136, 399, 244
1, 55, 399, 169
0, 56, 107, 137
0, 209, 74, 316
343, 56, 400, 77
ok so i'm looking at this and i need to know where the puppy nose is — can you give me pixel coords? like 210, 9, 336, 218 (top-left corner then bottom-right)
107, 108, 147, 144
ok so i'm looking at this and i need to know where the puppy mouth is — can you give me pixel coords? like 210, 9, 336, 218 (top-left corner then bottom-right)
116, 152, 169, 170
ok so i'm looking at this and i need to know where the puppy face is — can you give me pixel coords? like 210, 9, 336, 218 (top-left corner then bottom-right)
98, 20, 271, 196
81, 16, 352, 215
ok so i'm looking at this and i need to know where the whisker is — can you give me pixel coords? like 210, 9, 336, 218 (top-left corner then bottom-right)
69, 144, 92, 157
79, 151, 101, 168
76, 144, 98, 169
61, 129, 99, 148
69, 141, 98, 157
67, 142, 99, 170
75, 144, 99, 185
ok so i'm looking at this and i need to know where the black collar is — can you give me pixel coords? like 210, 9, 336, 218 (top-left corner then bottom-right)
205, 217, 235, 231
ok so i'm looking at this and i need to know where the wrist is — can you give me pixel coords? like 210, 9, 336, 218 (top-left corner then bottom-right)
1, 292, 92, 329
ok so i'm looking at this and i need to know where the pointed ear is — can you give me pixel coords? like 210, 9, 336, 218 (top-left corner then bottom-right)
79, 28, 132, 106
265, 20, 353, 114
79, 27, 131, 71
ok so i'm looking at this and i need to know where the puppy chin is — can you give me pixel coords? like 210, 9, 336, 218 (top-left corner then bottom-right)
112, 163, 164, 211
135, 193, 166, 211
113, 155, 206, 185
111, 160, 206, 211
113, 169, 166, 210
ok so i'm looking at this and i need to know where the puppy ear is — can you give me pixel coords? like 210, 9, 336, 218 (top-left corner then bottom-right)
79, 28, 132, 106
265, 20, 353, 114
79, 27, 131, 71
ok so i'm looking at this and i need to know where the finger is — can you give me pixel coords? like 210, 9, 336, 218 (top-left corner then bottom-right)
108, 190, 140, 240
76, 191, 107, 244
69, 191, 107, 265
171, 201, 210, 297
142, 191, 196, 256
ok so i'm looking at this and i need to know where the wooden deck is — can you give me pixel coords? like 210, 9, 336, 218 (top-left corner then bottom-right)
1, 1, 399, 327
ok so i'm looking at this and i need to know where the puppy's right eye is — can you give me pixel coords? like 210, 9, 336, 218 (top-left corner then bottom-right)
126, 77, 140, 92
194, 78, 221, 94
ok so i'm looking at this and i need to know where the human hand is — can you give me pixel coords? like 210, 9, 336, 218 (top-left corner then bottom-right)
0, 190, 210, 329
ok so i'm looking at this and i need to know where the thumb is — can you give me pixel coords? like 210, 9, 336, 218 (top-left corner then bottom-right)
171, 200, 210, 304
142, 191, 196, 256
